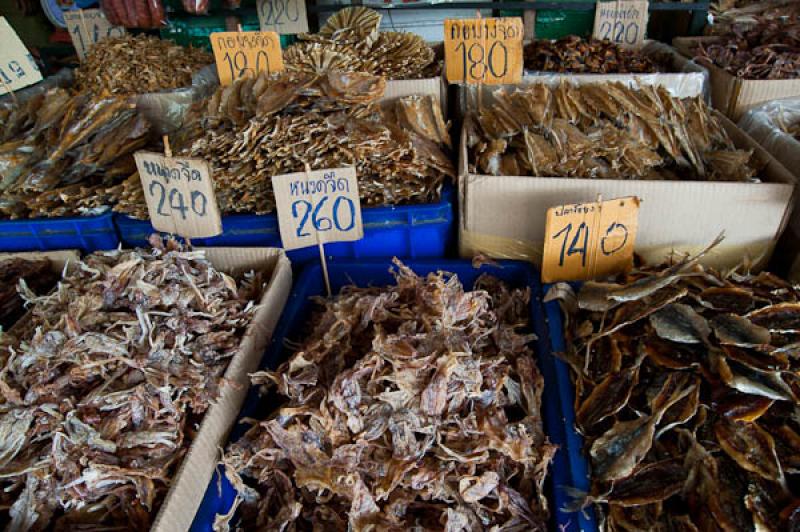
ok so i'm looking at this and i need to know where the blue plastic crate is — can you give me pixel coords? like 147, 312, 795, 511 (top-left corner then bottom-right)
0, 211, 119, 252
189, 260, 590, 532
114, 185, 454, 262
542, 284, 599, 532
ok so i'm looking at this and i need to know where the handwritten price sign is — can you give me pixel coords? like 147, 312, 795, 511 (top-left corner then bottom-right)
134, 151, 222, 239
542, 196, 640, 283
272, 167, 363, 250
0, 17, 43, 95
593, 0, 649, 48
210, 31, 284, 86
444, 17, 523, 85
257, 0, 309, 34
63, 9, 125, 60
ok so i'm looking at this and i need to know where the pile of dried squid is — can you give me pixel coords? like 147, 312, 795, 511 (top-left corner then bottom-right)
0, 36, 211, 219
219, 260, 555, 530
467, 81, 757, 181
285, 6, 440, 80
0, 257, 59, 330
550, 239, 800, 531
0, 237, 268, 529
113, 69, 454, 218
524, 36, 661, 74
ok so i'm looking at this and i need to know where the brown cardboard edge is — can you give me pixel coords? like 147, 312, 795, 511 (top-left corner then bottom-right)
150, 248, 293, 532
0, 250, 80, 273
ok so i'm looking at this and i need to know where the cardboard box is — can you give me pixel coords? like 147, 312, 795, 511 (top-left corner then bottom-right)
148, 247, 292, 532
384, 76, 447, 114
674, 36, 800, 121
458, 113, 796, 272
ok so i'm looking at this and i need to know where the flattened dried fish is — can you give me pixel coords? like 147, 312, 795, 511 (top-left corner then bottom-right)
712, 313, 772, 346
650, 303, 711, 344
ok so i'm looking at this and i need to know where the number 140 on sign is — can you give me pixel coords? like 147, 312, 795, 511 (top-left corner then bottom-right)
542, 196, 640, 283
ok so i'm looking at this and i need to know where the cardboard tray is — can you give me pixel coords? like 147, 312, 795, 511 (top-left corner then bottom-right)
458, 108, 797, 272
188, 259, 593, 532
673, 36, 800, 121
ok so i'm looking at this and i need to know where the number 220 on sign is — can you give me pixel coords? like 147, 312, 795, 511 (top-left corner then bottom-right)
541, 197, 640, 283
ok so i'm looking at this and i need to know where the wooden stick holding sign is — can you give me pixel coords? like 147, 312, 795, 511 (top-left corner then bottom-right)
133, 136, 223, 243
541, 196, 641, 283
272, 166, 363, 296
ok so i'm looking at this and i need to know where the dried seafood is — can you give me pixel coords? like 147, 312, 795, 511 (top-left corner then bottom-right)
0, 88, 151, 218
0, 237, 268, 529
0, 258, 58, 330
709, 0, 800, 36
220, 260, 556, 530
285, 7, 439, 80
75, 34, 211, 96
466, 81, 758, 181
552, 239, 800, 531
113, 70, 454, 219
100, 0, 167, 29
524, 36, 661, 74
695, 18, 800, 80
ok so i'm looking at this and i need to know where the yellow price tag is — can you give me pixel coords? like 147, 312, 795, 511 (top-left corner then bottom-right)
444, 17, 523, 85
210, 31, 284, 86
542, 196, 640, 283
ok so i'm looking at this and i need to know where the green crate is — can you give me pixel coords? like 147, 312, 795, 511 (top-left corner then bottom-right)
500, 2, 593, 40
160, 12, 295, 50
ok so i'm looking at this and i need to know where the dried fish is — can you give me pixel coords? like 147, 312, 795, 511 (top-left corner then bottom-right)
113, 70, 454, 219
0, 237, 268, 528
563, 243, 800, 530
525, 36, 662, 74
467, 82, 758, 181
219, 260, 555, 530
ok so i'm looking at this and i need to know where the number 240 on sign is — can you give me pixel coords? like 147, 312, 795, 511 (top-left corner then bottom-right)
541, 196, 640, 283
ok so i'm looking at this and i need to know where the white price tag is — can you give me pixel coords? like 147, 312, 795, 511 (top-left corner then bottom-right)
593, 0, 649, 48
134, 151, 223, 239
272, 167, 363, 250
257, 0, 309, 34
64, 9, 126, 61
0, 17, 43, 95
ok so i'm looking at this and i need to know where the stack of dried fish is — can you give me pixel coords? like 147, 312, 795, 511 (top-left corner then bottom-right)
219, 260, 556, 530
524, 36, 660, 74
74, 34, 212, 96
0, 257, 58, 329
551, 238, 800, 530
113, 70, 454, 218
695, 18, 800, 79
0, 237, 267, 529
467, 82, 757, 181
285, 7, 439, 80
0, 88, 150, 218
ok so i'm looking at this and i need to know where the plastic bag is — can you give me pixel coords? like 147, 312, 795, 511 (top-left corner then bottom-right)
739, 99, 800, 182
182, 0, 210, 15
100, 0, 166, 29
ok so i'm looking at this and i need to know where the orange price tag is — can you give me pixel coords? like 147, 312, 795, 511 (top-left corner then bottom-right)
210, 31, 284, 86
444, 17, 523, 85
542, 196, 640, 283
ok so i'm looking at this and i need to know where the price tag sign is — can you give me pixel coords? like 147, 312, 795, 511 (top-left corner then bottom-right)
593, 0, 649, 48
210, 31, 284, 86
63, 9, 125, 61
257, 0, 309, 34
542, 196, 640, 283
444, 17, 523, 85
134, 151, 223, 239
272, 167, 363, 250
0, 17, 42, 95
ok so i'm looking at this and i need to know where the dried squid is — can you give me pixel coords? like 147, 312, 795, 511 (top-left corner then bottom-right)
113, 70, 454, 219
0, 258, 59, 329
0, 237, 269, 529
524, 36, 661, 74
285, 7, 439, 80
218, 260, 556, 531
467, 81, 758, 181
552, 241, 800, 531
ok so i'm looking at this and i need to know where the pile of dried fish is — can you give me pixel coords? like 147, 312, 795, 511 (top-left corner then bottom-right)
524, 36, 661, 74
466, 81, 757, 181
0, 258, 58, 330
285, 7, 439, 80
219, 260, 556, 530
551, 238, 800, 530
695, 18, 800, 79
113, 70, 454, 218
75, 34, 211, 96
709, 0, 800, 36
0, 237, 267, 529
0, 87, 150, 218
